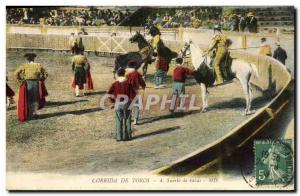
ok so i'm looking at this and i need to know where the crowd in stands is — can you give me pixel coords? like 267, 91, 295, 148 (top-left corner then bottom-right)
7, 7, 258, 32
145, 8, 258, 33
145, 7, 220, 28
7, 7, 132, 26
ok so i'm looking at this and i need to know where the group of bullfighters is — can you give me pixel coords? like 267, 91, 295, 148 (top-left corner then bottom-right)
6, 26, 205, 142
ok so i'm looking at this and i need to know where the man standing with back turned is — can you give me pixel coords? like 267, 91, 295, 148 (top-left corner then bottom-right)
126, 60, 146, 125
170, 57, 195, 116
108, 68, 136, 141
259, 37, 272, 56
14, 53, 48, 121
273, 42, 287, 65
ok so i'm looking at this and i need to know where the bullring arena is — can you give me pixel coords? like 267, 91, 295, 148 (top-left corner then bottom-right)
6, 22, 294, 182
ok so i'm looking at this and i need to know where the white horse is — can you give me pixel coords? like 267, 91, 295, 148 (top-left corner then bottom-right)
190, 43, 258, 115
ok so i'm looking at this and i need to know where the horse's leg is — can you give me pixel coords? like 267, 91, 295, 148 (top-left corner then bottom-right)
243, 82, 250, 115
237, 74, 251, 115
247, 80, 255, 114
200, 83, 208, 112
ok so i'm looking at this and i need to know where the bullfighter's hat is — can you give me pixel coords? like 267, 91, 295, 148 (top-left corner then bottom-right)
24, 53, 37, 61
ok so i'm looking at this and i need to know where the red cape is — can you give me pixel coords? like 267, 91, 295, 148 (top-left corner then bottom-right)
71, 70, 94, 90
87, 71, 94, 90
17, 82, 28, 122
17, 81, 48, 122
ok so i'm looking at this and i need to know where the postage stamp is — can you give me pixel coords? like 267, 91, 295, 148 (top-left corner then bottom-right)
254, 139, 294, 187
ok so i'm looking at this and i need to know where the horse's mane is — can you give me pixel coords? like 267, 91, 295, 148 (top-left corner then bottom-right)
138, 34, 149, 45
133, 33, 150, 49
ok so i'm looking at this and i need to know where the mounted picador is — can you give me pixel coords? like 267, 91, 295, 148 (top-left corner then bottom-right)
203, 25, 234, 86
113, 26, 177, 82
113, 31, 153, 78
148, 25, 178, 88
190, 36, 259, 115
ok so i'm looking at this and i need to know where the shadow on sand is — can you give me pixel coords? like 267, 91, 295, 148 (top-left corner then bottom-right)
45, 100, 88, 107
85, 91, 106, 96
38, 107, 101, 119
138, 95, 269, 125
209, 95, 270, 110
138, 110, 201, 125
134, 125, 181, 140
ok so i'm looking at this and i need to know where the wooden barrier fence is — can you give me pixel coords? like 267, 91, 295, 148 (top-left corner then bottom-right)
6, 33, 184, 54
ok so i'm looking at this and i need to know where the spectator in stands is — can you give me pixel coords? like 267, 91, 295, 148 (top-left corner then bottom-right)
124, 9, 130, 17
183, 12, 192, 27
191, 17, 202, 28
259, 37, 272, 56
230, 14, 239, 31
238, 14, 247, 32
246, 12, 258, 33
145, 16, 153, 28
163, 12, 170, 24
273, 42, 287, 65
6, 7, 133, 27
22, 8, 28, 22
153, 13, 163, 27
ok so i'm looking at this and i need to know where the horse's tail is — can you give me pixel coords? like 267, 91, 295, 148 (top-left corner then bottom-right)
249, 63, 258, 79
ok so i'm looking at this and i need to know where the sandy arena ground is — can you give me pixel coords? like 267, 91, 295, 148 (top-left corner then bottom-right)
6, 50, 270, 175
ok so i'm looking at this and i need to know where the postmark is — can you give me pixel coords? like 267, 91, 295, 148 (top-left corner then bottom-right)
240, 146, 256, 188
